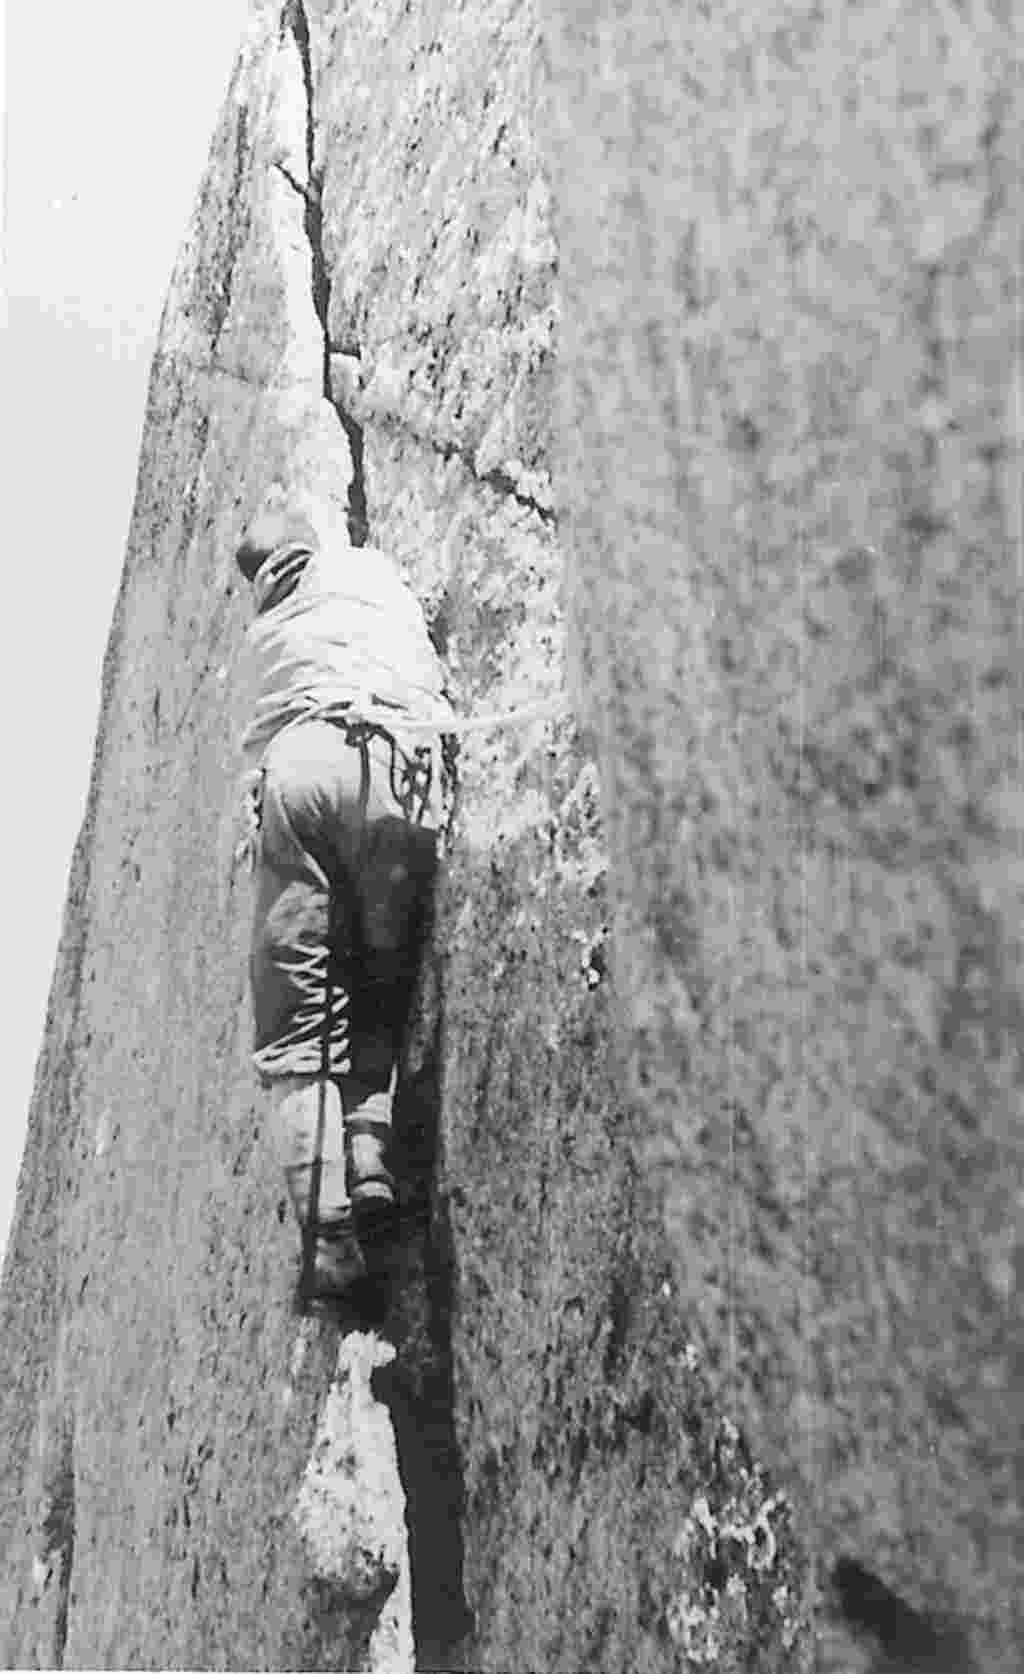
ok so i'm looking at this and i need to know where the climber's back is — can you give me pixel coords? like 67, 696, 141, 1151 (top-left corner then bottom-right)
235, 504, 450, 770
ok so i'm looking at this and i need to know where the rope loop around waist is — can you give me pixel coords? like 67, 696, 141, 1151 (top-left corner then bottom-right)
334, 714, 434, 826
283, 690, 568, 740
235, 689, 569, 870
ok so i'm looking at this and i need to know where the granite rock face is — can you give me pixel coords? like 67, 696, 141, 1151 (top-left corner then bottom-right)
542, 2, 1020, 1669
0, 3, 1018, 1672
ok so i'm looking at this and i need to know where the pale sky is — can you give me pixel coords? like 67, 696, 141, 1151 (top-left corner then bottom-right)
0, 2, 251, 1257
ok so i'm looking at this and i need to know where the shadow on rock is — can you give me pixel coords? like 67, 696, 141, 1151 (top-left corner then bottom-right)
370, 1015, 475, 1671
831, 1558, 976, 1674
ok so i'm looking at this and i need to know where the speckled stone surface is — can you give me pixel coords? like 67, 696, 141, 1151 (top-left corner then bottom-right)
542, 2, 1020, 1668
0, 3, 1018, 1671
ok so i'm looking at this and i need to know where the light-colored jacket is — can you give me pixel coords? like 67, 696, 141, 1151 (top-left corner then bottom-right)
235, 538, 452, 775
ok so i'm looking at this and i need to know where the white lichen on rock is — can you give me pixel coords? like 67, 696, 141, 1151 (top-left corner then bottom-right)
293, 1333, 413, 1672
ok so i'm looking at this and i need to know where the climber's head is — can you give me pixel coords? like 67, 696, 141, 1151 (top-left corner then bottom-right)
235, 502, 320, 584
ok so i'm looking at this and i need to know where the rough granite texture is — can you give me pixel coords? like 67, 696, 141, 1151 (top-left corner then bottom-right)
541, 3, 1021, 1670
0, 3, 1018, 1673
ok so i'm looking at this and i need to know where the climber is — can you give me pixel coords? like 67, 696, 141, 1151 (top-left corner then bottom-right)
233, 493, 452, 1304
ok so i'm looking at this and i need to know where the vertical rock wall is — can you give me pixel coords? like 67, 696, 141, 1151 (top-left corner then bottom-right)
542, 2, 1021, 1669
2, 3, 807, 1669
0, 10, 415, 1668
0, 3, 1017, 1672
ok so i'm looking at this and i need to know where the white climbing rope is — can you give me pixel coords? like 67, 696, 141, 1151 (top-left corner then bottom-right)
304, 690, 570, 737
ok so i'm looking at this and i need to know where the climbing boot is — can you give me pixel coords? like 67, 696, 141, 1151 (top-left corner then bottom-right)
347, 1120, 396, 1219
308, 1214, 366, 1300
349, 1131, 395, 1200
340, 1076, 397, 1213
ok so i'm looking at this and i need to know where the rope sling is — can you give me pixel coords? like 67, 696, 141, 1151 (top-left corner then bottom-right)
237, 688, 568, 874
275, 687, 568, 740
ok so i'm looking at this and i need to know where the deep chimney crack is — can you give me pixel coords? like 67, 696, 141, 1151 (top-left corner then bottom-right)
287, 0, 368, 546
